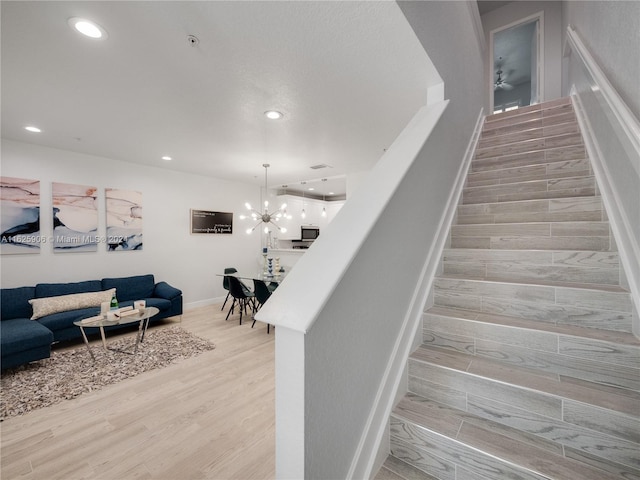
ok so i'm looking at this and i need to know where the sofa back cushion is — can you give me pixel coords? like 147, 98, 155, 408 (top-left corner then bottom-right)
36, 280, 102, 298
1, 286, 36, 321
102, 275, 155, 302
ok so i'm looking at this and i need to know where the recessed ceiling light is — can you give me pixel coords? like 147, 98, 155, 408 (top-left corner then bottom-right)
68, 17, 107, 39
161, 156, 172, 161
264, 110, 283, 120
328, 192, 334, 195
308, 187, 314, 191
25, 126, 41, 133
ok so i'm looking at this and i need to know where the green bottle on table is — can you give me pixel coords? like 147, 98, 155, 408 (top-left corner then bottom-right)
110, 291, 119, 310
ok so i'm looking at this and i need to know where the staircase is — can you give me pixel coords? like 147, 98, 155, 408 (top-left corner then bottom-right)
377, 98, 640, 480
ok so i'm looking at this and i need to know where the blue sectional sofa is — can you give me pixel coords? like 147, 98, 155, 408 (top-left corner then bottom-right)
1, 274, 182, 370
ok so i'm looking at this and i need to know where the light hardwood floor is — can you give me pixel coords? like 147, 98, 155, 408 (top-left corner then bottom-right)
1, 304, 275, 480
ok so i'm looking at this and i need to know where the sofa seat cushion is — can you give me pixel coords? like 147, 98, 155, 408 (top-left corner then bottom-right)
35, 280, 102, 298
102, 275, 155, 302
1, 318, 53, 356
29, 289, 115, 320
1, 286, 36, 321
37, 306, 100, 333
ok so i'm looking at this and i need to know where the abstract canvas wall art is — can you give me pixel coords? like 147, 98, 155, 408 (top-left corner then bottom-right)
105, 188, 143, 251
52, 182, 98, 252
0, 176, 41, 254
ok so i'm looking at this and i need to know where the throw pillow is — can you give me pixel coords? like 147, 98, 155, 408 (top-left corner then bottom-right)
29, 288, 116, 320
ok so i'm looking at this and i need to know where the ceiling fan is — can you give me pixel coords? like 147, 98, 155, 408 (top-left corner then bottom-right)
494, 57, 514, 91
494, 68, 514, 91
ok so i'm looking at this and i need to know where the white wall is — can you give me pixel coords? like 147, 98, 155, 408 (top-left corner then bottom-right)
562, 0, 640, 120
482, 1, 563, 112
1, 139, 262, 306
561, 3, 640, 337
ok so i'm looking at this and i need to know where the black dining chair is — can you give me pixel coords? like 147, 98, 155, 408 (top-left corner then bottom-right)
252, 279, 273, 333
225, 275, 255, 324
221, 267, 237, 311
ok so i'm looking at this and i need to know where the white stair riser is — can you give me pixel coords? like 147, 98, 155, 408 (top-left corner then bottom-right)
408, 362, 640, 454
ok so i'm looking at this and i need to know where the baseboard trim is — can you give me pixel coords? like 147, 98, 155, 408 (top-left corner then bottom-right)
184, 297, 224, 310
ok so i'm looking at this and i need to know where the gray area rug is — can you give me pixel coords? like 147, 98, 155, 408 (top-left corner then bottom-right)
0, 326, 215, 420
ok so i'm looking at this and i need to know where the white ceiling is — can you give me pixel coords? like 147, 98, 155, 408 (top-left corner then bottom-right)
1, 1, 434, 198
477, 1, 513, 16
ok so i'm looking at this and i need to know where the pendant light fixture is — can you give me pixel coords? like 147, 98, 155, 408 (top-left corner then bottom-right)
301, 182, 306, 219
240, 164, 287, 234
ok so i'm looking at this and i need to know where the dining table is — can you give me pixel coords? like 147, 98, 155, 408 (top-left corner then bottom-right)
217, 271, 285, 290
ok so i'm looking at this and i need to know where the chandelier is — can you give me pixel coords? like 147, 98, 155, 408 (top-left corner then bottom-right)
240, 164, 287, 235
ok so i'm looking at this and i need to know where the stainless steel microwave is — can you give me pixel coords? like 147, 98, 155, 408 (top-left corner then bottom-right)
301, 226, 320, 240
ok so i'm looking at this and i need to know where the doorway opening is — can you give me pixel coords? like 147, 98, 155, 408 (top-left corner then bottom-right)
489, 12, 544, 114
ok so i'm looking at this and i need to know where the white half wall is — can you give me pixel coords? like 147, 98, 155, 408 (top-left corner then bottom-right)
0, 139, 262, 306
256, 2, 484, 478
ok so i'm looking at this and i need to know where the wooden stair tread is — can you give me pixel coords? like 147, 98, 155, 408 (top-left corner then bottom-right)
410, 344, 640, 417
391, 394, 634, 480
470, 146, 587, 174
485, 98, 571, 121
436, 272, 627, 293
374, 455, 439, 480
457, 195, 603, 213
475, 133, 584, 160
477, 121, 580, 149
483, 102, 574, 129
483, 107, 573, 129
426, 305, 640, 347
464, 173, 593, 191
473, 144, 585, 164
451, 220, 610, 226
442, 247, 617, 263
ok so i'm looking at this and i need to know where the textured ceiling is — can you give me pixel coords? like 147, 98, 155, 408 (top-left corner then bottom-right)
1, 1, 435, 197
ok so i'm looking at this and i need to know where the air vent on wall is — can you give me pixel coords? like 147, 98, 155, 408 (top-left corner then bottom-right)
310, 163, 332, 170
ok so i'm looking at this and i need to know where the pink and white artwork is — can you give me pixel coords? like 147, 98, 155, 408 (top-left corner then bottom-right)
1, 176, 41, 254
105, 188, 143, 251
52, 182, 98, 252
